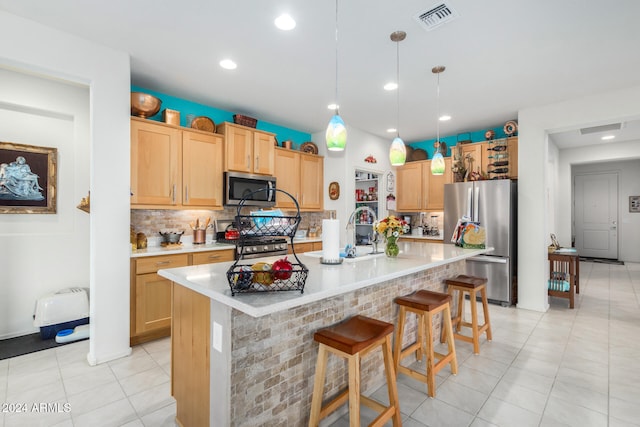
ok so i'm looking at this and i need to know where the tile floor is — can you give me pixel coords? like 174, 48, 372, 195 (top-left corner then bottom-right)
1, 261, 638, 426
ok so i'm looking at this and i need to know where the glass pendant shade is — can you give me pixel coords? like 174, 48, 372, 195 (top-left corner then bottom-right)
325, 114, 347, 151
431, 149, 445, 175
389, 136, 407, 166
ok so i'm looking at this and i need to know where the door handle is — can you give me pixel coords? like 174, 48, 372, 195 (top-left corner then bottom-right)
246, 155, 250, 169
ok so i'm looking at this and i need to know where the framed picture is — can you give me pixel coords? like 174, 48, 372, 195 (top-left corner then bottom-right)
328, 182, 340, 200
630, 196, 640, 213
0, 141, 57, 214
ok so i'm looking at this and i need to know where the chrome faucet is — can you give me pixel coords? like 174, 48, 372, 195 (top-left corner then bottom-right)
346, 206, 378, 254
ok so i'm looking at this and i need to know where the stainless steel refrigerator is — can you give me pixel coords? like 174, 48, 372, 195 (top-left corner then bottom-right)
444, 180, 517, 305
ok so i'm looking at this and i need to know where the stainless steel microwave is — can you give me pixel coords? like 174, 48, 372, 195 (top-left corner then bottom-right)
224, 172, 276, 207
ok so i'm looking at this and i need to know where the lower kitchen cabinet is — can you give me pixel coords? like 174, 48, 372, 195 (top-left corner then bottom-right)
130, 249, 234, 345
288, 241, 322, 254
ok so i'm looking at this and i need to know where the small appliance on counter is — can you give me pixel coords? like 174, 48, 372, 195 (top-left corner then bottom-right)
403, 215, 412, 234
424, 215, 441, 237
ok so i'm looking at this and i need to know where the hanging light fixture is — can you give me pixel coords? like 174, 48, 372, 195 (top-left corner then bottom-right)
325, 0, 347, 151
389, 30, 407, 166
431, 65, 446, 175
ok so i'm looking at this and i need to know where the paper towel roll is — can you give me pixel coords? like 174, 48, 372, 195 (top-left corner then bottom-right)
322, 219, 340, 261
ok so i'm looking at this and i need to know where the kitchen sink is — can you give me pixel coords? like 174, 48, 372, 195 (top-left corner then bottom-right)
302, 247, 386, 262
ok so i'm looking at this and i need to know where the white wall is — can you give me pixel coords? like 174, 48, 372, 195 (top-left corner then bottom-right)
313, 125, 392, 245
0, 11, 132, 364
518, 85, 640, 312
0, 68, 90, 338
562, 152, 640, 262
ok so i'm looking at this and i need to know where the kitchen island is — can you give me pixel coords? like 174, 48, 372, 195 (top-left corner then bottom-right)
159, 241, 490, 426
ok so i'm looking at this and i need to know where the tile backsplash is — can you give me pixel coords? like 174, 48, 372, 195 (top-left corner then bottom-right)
131, 208, 330, 241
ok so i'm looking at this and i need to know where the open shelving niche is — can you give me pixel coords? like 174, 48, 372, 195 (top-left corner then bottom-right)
354, 169, 383, 246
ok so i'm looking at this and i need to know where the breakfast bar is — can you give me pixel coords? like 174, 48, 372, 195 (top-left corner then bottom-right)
159, 241, 491, 426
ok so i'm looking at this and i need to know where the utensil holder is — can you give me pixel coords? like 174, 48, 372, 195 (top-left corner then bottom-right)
193, 229, 206, 244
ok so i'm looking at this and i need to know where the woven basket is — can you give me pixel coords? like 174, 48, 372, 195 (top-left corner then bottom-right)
233, 114, 257, 128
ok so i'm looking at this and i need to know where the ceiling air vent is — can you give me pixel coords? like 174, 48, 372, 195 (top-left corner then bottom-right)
414, 2, 459, 31
579, 122, 624, 135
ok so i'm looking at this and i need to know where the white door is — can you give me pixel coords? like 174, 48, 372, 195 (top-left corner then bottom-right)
574, 173, 618, 259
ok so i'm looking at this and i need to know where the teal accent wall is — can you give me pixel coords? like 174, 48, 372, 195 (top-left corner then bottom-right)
407, 126, 512, 158
131, 86, 311, 147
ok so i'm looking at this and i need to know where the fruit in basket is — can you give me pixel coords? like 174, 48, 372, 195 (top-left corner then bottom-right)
272, 257, 293, 280
251, 262, 274, 285
232, 266, 253, 290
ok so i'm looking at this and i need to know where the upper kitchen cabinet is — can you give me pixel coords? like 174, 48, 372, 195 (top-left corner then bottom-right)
273, 148, 323, 211
395, 158, 452, 212
217, 122, 275, 175
131, 117, 224, 209
182, 130, 224, 207
425, 158, 452, 210
395, 162, 423, 211
131, 118, 181, 206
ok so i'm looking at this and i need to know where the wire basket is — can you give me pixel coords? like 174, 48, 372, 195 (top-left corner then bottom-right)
226, 188, 308, 295
227, 262, 308, 294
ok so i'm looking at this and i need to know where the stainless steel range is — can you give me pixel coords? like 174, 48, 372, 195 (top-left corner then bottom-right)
216, 233, 288, 260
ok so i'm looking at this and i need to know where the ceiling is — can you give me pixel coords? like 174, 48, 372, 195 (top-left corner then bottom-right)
2, 0, 640, 146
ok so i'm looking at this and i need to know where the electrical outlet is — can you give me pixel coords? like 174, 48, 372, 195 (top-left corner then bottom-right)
213, 321, 222, 352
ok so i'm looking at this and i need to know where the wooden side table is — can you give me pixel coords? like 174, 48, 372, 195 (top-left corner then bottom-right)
548, 251, 580, 308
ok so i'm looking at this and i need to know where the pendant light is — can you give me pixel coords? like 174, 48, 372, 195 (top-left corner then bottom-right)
431, 65, 446, 175
389, 31, 407, 166
325, 0, 347, 151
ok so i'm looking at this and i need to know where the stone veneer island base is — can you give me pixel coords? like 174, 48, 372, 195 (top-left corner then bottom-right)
159, 242, 491, 426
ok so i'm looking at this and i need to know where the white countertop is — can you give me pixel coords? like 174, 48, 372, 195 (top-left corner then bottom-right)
400, 234, 444, 241
158, 242, 491, 317
131, 236, 323, 258
131, 241, 235, 258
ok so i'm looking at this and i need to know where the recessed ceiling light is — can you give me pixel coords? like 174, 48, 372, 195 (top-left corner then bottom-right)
219, 59, 237, 70
384, 82, 398, 91
601, 135, 615, 140
387, 128, 397, 133
327, 103, 339, 110
439, 115, 451, 121
275, 14, 296, 31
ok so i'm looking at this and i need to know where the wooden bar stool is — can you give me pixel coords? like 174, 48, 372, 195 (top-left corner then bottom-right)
393, 290, 457, 398
308, 315, 402, 427
443, 275, 492, 355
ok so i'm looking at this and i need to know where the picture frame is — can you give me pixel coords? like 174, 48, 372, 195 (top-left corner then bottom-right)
328, 181, 340, 200
0, 141, 57, 214
630, 196, 640, 213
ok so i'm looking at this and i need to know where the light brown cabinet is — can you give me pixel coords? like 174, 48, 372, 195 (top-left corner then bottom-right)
274, 148, 324, 211
395, 158, 452, 212
131, 118, 181, 206
425, 158, 452, 210
131, 118, 224, 209
130, 248, 234, 345
182, 131, 224, 207
217, 122, 275, 175
288, 241, 322, 254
